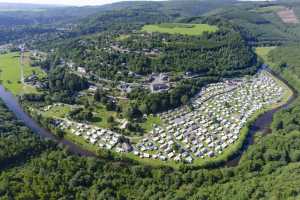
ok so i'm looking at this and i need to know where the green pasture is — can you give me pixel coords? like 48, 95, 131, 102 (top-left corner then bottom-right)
43, 105, 73, 118
252, 5, 284, 13
255, 46, 277, 64
142, 23, 219, 36
0, 52, 46, 95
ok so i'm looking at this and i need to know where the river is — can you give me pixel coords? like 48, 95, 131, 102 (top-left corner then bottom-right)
0, 68, 296, 167
226, 69, 298, 167
0, 85, 96, 157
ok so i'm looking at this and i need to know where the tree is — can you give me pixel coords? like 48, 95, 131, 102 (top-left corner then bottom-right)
126, 105, 142, 120
107, 116, 115, 123
180, 95, 189, 105
94, 87, 104, 102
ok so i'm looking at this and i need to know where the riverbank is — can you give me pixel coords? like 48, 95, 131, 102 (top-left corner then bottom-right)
0, 52, 46, 95
0, 67, 291, 169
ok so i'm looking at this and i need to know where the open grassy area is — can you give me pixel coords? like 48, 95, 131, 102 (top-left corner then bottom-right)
0, 52, 46, 95
142, 23, 219, 36
0, 53, 36, 95
140, 115, 162, 133
92, 103, 119, 129
252, 5, 284, 13
23, 53, 46, 78
115, 34, 130, 41
43, 105, 73, 118
255, 46, 277, 64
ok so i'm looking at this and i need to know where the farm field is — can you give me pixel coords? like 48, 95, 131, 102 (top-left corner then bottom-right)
255, 47, 277, 64
0, 52, 46, 94
142, 23, 219, 36
252, 5, 284, 13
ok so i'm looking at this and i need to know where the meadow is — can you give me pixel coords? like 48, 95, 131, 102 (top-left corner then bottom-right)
255, 46, 277, 61
252, 5, 284, 13
0, 52, 46, 95
142, 23, 219, 36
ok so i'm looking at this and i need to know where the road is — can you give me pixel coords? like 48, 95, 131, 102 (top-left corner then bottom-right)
20, 51, 24, 84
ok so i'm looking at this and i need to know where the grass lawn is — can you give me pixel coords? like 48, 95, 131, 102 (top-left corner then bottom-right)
115, 34, 130, 41
64, 132, 99, 153
0, 52, 46, 95
142, 23, 219, 36
255, 46, 277, 64
92, 103, 119, 129
43, 105, 73, 118
140, 116, 162, 133
23, 52, 46, 79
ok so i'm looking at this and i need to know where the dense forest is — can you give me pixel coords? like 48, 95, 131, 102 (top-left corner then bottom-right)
0, 0, 232, 45
2, 0, 300, 46
1, 57, 300, 199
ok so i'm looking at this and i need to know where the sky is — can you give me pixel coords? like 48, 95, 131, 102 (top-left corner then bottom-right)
0, 0, 161, 6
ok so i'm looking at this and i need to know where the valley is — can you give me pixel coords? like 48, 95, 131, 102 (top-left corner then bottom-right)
1, 0, 300, 199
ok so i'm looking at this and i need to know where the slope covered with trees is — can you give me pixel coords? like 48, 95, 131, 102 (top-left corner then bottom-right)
1, 78, 300, 199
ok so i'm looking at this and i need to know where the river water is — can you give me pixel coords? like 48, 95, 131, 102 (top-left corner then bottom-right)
0, 68, 296, 167
226, 69, 298, 167
0, 85, 96, 157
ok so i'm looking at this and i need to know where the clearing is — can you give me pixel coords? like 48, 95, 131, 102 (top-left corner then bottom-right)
253, 5, 285, 13
0, 52, 46, 94
255, 46, 277, 64
142, 23, 219, 36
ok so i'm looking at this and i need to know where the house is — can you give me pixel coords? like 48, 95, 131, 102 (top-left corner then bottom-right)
88, 85, 97, 92
77, 67, 86, 75
122, 143, 133, 152
151, 83, 169, 92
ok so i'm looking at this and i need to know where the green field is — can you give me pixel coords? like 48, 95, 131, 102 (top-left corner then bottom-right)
140, 115, 162, 133
43, 104, 73, 118
115, 34, 130, 41
255, 46, 277, 63
142, 23, 219, 36
252, 5, 284, 13
0, 52, 46, 95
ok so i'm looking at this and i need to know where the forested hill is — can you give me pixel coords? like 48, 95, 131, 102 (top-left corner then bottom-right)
2, 0, 300, 46
0, 0, 235, 45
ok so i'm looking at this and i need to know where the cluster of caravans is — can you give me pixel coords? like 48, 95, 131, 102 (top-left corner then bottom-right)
134, 71, 284, 163
57, 71, 284, 164
56, 120, 133, 153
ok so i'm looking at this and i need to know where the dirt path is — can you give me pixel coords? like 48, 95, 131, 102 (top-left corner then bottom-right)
20, 51, 24, 84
